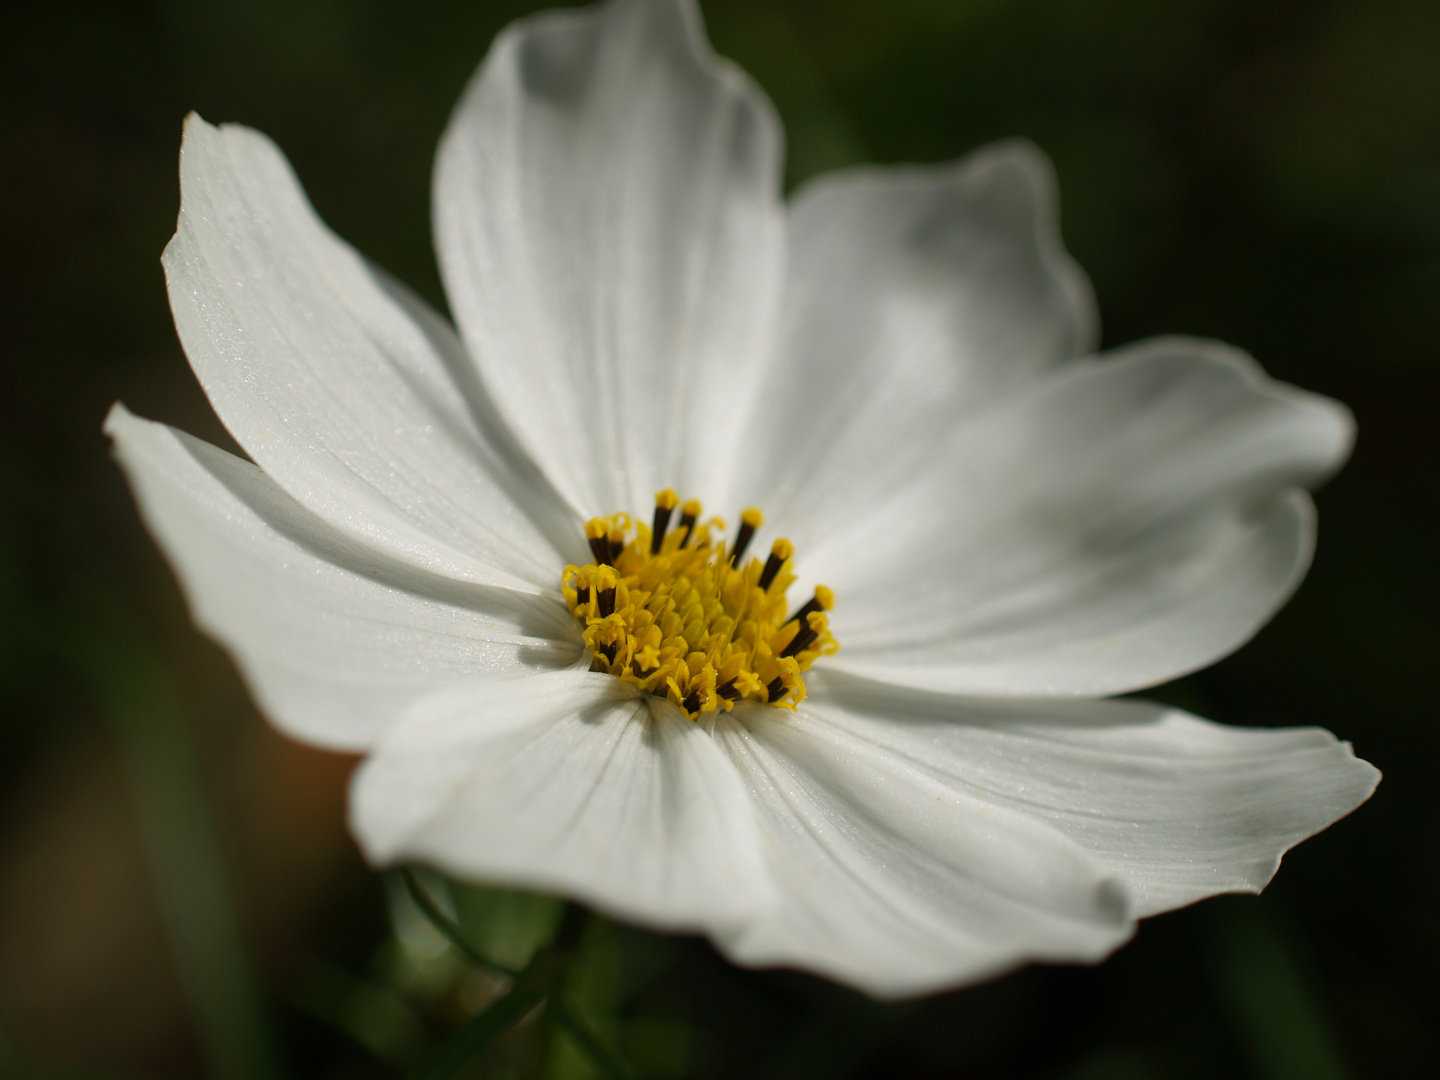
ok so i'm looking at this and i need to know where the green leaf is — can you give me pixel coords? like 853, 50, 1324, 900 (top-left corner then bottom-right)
55, 589, 281, 1080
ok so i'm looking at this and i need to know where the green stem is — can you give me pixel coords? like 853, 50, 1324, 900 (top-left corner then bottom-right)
404, 905, 589, 1080
405, 978, 549, 1080
552, 997, 637, 1080
1208, 900, 1350, 1080
400, 868, 519, 979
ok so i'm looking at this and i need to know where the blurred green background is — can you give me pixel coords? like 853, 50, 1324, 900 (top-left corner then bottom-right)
1, 0, 1435, 1077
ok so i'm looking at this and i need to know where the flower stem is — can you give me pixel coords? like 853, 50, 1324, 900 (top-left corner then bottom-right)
404, 904, 591, 1080
552, 996, 638, 1080
399, 867, 519, 979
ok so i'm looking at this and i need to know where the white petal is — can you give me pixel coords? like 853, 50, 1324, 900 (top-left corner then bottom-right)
731, 141, 1097, 524
352, 673, 772, 933
164, 114, 576, 592
812, 338, 1354, 696
707, 704, 1133, 998
106, 406, 581, 751
434, 0, 785, 516
804, 672, 1380, 918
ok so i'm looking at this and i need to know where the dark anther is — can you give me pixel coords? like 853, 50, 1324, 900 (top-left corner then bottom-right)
679, 510, 698, 547
786, 595, 822, 627
682, 689, 702, 714
588, 534, 611, 566
716, 678, 740, 700
598, 640, 617, 664
781, 624, 818, 658
766, 676, 788, 702
651, 504, 673, 555
758, 551, 786, 590
597, 587, 616, 618
730, 517, 759, 567
576, 585, 590, 607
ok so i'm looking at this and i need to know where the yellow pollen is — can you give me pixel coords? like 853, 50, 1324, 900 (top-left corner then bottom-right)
562, 496, 839, 720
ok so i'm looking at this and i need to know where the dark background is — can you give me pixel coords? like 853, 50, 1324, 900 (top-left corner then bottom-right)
1, 0, 1435, 1077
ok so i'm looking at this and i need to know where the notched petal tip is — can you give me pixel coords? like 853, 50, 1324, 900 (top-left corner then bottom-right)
1104, 334, 1356, 486
1232, 737, 1380, 898
434, 0, 785, 517
787, 135, 1099, 361
953, 137, 1100, 356
165, 112, 285, 280
102, 399, 135, 440
460, 0, 781, 147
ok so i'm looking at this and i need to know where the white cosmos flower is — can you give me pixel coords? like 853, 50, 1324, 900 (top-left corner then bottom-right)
108, 0, 1378, 997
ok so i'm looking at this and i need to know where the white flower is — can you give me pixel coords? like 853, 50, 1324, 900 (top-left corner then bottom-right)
107, 0, 1377, 998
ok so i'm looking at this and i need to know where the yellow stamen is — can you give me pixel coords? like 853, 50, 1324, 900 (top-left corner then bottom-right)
563, 499, 839, 720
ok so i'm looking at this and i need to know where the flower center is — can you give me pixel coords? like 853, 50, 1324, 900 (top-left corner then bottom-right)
562, 490, 837, 720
